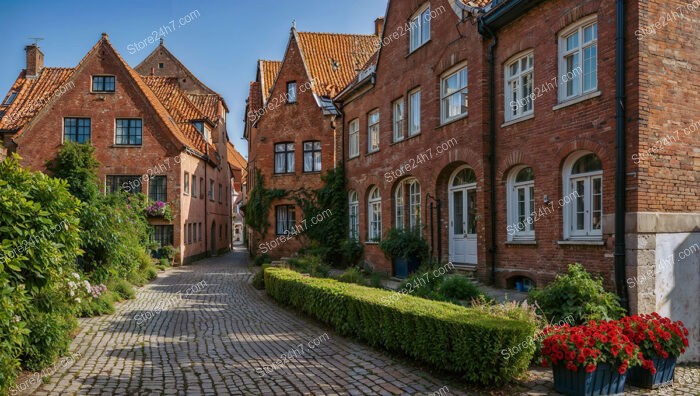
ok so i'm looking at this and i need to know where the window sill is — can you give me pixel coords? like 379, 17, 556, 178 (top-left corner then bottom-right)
90, 91, 116, 95
553, 91, 601, 111
505, 240, 537, 246
502, 113, 534, 128
365, 150, 380, 157
273, 173, 296, 177
302, 171, 322, 175
406, 40, 431, 57
557, 240, 604, 246
348, 154, 360, 161
438, 113, 469, 128
364, 241, 380, 245
111, 144, 142, 148
391, 133, 421, 146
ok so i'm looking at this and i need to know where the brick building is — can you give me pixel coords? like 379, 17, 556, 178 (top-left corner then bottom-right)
334, 0, 698, 361
244, 26, 379, 257
0, 34, 238, 264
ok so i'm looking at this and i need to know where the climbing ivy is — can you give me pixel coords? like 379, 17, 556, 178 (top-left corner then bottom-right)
244, 169, 287, 236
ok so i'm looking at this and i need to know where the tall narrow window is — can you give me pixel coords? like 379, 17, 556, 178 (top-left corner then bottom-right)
287, 82, 297, 103
149, 175, 167, 202
115, 119, 143, 145
564, 153, 603, 239
348, 119, 360, 158
559, 17, 598, 101
184, 172, 190, 195
209, 179, 215, 201
507, 167, 535, 240
368, 110, 380, 153
274, 143, 295, 174
408, 89, 421, 136
349, 191, 359, 240
303, 141, 322, 173
395, 178, 421, 230
409, 5, 431, 52
408, 179, 421, 230
92, 76, 115, 93
276, 205, 296, 235
393, 98, 405, 142
63, 118, 91, 143
199, 178, 204, 199
505, 52, 534, 121
395, 183, 405, 230
368, 187, 382, 241
219, 183, 223, 203
191, 174, 197, 197
441, 66, 468, 123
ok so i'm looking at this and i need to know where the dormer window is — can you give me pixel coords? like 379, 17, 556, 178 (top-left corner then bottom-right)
92, 76, 115, 93
287, 82, 297, 103
3, 91, 18, 105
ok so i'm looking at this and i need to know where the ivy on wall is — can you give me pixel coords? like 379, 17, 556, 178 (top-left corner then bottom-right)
244, 169, 287, 236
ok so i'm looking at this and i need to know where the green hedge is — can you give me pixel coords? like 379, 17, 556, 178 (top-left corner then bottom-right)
264, 268, 536, 385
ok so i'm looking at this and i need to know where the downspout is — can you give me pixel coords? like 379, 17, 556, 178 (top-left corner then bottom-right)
204, 147, 209, 258
480, 19, 499, 285
614, 0, 630, 311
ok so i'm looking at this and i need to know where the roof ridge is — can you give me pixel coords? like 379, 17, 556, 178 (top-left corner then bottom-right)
296, 31, 378, 37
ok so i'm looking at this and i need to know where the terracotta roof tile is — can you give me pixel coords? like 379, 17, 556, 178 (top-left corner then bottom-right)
295, 32, 380, 98
187, 93, 221, 122
259, 60, 282, 103
227, 141, 247, 181
461, 0, 492, 7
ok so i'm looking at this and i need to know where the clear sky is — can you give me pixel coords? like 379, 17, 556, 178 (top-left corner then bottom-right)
0, 0, 388, 157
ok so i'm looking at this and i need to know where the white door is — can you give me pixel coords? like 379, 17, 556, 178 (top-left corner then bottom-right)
448, 167, 478, 265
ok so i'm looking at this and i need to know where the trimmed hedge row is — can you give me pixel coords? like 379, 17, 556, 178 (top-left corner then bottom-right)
264, 268, 536, 385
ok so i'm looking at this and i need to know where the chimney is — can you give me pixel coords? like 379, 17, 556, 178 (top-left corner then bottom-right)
25, 44, 44, 78
374, 17, 385, 37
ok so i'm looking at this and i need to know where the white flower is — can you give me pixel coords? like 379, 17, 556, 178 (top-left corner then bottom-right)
69, 290, 75, 297
72, 272, 81, 280
75, 297, 81, 303
12, 315, 21, 323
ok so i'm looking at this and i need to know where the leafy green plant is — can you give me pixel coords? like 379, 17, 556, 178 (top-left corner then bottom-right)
438, 276, 484, 302
287, 255, 330, 278
264, 268, 536, 385
337, 267, 367, 286
108, 278, 136, 301
245, 170, 287, 236
76, 291, 116, 318
529, 263, 626, 325
397, 270, 445, 301
379, 228, 428, 260
253, 253, 271, 267
369, 272, 386, 289
339, 239, 363, 267
21, 312, 76, 372
252, 264, 271, 290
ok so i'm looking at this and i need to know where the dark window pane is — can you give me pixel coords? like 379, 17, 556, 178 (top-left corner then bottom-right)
149, 175, 167, 202
64, 118, 91, 143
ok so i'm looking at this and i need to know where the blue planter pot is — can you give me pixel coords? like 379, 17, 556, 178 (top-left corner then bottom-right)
393, 257, 409, 278
552, 363, 627, 396
628, 356, 676, 389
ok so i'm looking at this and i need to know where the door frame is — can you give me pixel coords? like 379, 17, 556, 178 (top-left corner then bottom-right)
448, 166, 478, 265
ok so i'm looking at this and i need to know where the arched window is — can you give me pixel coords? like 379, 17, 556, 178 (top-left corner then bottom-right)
348, 191, 359, 240
394, 178, 422, 230
452, 167, 476, 187
564, 152, 603, 239
368, 187, 382, 241
507, 166, 535, 240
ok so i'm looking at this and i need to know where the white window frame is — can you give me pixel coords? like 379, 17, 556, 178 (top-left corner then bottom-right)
348, 119, 359, 158
287, 81, 297, 103
393, 98, 405, 142
276, 205, 296, 236
408, 89, 421, 136
507, 166, 535, 241
368, 187, 382, 241
563, 152, 603, 240
409, 4, 431, 53
558, 16, 598, 102
504, 51, 534, 122
395, 183, 405, 230
408, 179, 421, 230
368, 110, 380, 153
440, 64, 469, 124
349, 191, 359, 240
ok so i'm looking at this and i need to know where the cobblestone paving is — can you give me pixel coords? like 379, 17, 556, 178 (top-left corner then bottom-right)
25, 249, 700, 395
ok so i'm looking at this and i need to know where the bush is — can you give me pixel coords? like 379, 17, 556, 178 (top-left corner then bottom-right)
264, 268, 536, 385
530, 264, 625, 325
21, 312, 76, 372
0, 277, 30, 394
369, 272, 386, 289
397, 270, 445, 301
253, 253, 271, 267
339, 239, 363, 267
287, 255, 329, 278
337, 267, 367, 286
438, 276, 484, 302
76, 291, 116, 318
252, 264, 270, 290
108, 279, 136, 301
379, 228, 429, 260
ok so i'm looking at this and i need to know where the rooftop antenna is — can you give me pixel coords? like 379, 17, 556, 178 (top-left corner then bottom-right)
28, 37, 44, 46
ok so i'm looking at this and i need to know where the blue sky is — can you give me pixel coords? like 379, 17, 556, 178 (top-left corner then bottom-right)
0, 0, 388, 157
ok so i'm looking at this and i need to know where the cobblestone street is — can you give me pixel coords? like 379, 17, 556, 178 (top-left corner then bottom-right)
23, 249, 699, 395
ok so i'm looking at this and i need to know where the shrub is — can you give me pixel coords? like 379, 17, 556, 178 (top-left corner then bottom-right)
0, 277, 30, 394
339, 239, 363, 267
530, 264, 625, 325
108, 279, 136, 301
287, 255, 330, 278
76, 291, 116, 318
397, 270, 445, 301
21, 312, 76, 372
253, 253, 271, 267
438, 276, 484, 302
252, 264, 270, 290
368, 272, 386, 289
379, 228, 429, 260
264, 268, 536, 385
337, 267, 367, 286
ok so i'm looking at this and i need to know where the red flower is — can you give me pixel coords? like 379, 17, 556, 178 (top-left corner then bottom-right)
585, 364, 597, 373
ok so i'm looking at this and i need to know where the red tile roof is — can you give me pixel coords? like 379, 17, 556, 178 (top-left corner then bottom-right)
294, 31, 380, 98
187, 93, 222, 122
227, 141, 247, 182
259, 60, 282, 103
461, 0, 492, 7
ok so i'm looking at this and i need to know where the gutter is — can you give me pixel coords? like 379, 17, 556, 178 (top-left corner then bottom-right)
614, 0, 630, 311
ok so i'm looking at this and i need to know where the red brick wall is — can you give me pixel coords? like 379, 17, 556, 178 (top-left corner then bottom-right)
247, 33, 336, 258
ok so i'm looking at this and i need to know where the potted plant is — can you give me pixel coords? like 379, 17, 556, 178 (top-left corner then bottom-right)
379, 228, 428, 278
145, 201, 172, 222
619, 313, 689, 389
541, 321, 642, 396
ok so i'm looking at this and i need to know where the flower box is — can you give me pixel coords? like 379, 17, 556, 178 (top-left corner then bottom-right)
553, 363, 627, 396
628, 355, 677, 389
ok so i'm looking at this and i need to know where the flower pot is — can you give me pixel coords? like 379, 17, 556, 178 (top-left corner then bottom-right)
552, 363, 627, 396
628, 356, 676, 389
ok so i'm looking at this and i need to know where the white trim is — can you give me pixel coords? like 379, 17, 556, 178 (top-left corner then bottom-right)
408, 88, 421, 136
409, 3, 431, 53
368, 187, 382, 241
440, 63, 469, 124
367, 110, 380, 153
557, 15, 598, 102
348, 119, 360, 158
392, 97, 405, 142
552, 90, 601, 111
504, 50, 534, 123
562, 151, 603, 240
506, 165, 535, 241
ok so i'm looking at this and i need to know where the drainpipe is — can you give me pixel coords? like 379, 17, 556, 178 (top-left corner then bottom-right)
614, 0, 630, 311
479, 19, 499, 285
204, 149, 209, 258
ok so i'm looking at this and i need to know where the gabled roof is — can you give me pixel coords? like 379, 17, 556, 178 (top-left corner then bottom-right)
187, 93, 222, 122
258, 60, 282, 104
293, 31, 380, 98
0, 68, 74, 132
0, 34, 218, 164
226, 141, 247, 182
